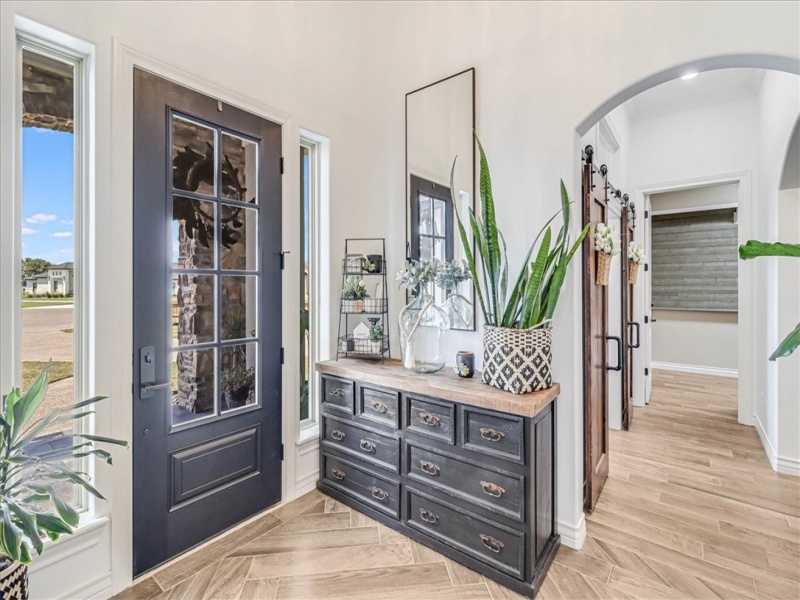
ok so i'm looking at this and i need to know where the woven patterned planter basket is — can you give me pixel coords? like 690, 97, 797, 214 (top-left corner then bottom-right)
628, 260, 639, 285
482, 326, 553, 394
596, 251, 611, 286
0, 561, 28, 600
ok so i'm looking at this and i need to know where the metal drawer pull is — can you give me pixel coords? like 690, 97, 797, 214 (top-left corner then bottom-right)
331, 468, 346, 480
479, 427, 505, 442
420, 460, 441, 476
419, 412, 441, 427
371, 486, 389, 501
479, 534, 505, 553
480, 481, 506, 498
329, 388, 346, 398
359, 439, 376, 453
371, 401, 388, 413
419, 508, 439, 524
331, 429, 346, 442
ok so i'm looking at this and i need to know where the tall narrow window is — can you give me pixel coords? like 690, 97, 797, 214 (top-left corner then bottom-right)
300, 145, 312, 422
19, 42, 82, 505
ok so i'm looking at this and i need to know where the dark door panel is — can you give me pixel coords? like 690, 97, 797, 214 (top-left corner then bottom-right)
133, 69, 282, 575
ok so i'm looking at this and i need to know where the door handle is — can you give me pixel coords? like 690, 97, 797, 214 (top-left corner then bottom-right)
142, 382, 172, 395
607, 335, 622, 371
628, 322, 640, 349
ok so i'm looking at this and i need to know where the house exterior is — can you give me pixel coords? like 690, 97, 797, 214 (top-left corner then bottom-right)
23, 261, 74, 296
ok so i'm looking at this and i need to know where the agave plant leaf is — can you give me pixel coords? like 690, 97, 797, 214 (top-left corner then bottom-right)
475, 135, 502, 322
450, 157, 488, 323
769, 322, 800, 361
739, 240, 800, 260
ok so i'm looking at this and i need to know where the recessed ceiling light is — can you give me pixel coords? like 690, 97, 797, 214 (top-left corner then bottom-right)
681, 72, 699, 81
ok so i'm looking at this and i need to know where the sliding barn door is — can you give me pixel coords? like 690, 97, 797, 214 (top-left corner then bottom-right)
621, 200, 638, 430
582, 147, 609, 512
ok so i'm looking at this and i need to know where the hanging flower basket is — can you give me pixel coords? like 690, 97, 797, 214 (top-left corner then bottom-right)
628, 260, 639, 285
482, 325, 553, 394
596, 251, 611, 286
0, 561, 28, 600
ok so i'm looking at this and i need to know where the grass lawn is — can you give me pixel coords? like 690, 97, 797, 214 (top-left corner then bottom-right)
21, 298, 74, 308
22, 361, 73, 389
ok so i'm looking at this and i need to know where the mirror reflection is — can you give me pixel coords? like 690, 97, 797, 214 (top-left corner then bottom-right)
406, 68, 476, 330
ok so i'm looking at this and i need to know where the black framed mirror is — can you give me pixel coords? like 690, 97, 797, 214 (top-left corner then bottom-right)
405, 68, 476, 331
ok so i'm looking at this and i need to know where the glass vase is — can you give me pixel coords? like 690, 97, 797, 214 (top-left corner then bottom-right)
441, 292, 472, 330
399, 287, 449, 373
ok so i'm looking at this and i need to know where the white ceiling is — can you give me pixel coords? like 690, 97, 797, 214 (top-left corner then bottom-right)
623, 68, 767, 121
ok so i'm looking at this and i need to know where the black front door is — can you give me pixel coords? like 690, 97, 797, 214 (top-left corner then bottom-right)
132, 69, 282, 575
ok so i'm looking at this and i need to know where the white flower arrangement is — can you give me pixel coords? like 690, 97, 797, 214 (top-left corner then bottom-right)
628, 241, 646, 264
594, 223, 621, 256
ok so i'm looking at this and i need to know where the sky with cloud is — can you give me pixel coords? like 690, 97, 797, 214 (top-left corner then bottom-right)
22, 128, 74, 263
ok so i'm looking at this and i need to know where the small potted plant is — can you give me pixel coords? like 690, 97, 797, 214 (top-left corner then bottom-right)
0, 365, 127, 599
221, 363, 255, 409
368, 322, 384, 354
339, 335, 355, 353
594, 223, 620, 285
341, 277, 368, 313
627, 241, 646, 285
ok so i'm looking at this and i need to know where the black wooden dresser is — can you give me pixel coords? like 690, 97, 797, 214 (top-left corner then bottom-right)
316, 359, 559, 598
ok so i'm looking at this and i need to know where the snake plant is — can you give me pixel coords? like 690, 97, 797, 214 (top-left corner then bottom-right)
450, 134, 590, 329
0, 364, 127, 564
739, 240, 800, 360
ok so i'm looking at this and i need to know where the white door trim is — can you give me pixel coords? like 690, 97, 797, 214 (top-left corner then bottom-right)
632, 171, 753, 426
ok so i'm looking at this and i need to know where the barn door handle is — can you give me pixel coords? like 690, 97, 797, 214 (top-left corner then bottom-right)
628, 322, 640, 349
607, 335, 622, 371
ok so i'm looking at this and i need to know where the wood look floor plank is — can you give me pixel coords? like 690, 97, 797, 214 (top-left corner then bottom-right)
230, 526, 380, 557
202, 557, 252, 600
238, 578, 279, 600
273, 562, 453, 599
268, 511, 351, 535
155, 562, 217, 600
271, 490, 326, 522
377, 522, 407, 545
247, 543, 412, 579
409, 538, 447, 564
444, 556, 484, 585
553, 545, 612, 583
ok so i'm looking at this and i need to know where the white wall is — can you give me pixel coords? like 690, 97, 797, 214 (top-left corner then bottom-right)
754, 71, 800, 475
650, 184, 739, 373
777, 188, 800, 475
1, 1, 798, 596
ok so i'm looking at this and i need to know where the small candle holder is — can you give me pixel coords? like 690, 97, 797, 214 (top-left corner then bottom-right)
454, 351, 475, 378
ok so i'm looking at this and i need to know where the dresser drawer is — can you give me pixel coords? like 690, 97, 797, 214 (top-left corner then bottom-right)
461, 406, 524, 464
322, 414, 400, 473
322, 454, 400, 518
321, 375, 355, 416
407, 443, 524, 522
405, 395, 455, 445
407, 488, 525, 579
358, 385, 401, 430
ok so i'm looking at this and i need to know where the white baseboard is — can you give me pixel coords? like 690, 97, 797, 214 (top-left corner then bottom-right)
557, 514, 586, 549
753, 414, 800, 477
651, 361, 738, 378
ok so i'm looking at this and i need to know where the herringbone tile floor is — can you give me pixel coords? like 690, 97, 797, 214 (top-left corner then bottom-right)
115, 371, 800, 599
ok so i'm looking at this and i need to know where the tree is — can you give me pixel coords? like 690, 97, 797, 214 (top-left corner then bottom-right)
21, 257, 51, 279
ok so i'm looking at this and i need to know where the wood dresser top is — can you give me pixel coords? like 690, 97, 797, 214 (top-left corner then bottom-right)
316, 359, 559, 418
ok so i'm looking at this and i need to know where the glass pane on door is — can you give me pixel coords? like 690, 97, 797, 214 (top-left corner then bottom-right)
172, 348, 216, 425
172, 116, 217, 196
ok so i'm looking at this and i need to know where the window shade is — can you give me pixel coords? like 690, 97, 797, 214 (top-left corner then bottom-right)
651, 208, 738, 311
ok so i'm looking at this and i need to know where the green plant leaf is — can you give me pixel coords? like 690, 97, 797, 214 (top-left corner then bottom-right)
77, 433, 128, 447
739, 240, 800, 260
475, 134, 502, 325
6, 497, 43, 555
521, 228, 551, 328
0, 504, 23, 562
46, 484, 79, 527
450, 157, 488, 323
769, 322, 800, 361
14, 364, 51, 439
35, 513, 73, 540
